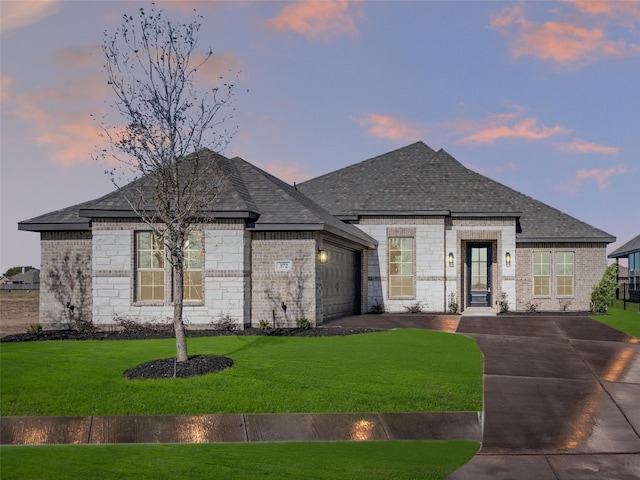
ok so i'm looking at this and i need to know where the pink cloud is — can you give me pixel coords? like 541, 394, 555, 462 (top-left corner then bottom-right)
560, 139, 619, 155
490, 3, 640, 67
267, 0, 360, 40
557, 164, 627, 194
191, 52, 244, 86
356, 113, 424, 142
261, 161, 312, 184
564, 0, 640, 18
451, 109, 567, 144
0, 0, 62, 33
0, 76, 14, 102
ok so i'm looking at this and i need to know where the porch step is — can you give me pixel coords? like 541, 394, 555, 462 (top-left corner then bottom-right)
461, 308, 497, 317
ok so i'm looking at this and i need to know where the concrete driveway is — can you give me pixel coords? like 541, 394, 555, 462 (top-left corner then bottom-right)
328, 314, 640, 479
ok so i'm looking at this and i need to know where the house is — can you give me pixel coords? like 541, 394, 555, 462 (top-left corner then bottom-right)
0, 269, 40, 291
19, 142, 615, 329
608, 234, 640, 302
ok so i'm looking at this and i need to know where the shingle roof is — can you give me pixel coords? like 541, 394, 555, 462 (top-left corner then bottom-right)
608, 234, 640, 258
18, 150, 376, 248
231, 157, 376, 247
18, 200, 93, 231
9, 269, 40, 284
298, 142, 615, 243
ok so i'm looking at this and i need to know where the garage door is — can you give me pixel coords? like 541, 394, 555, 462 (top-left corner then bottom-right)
321, 243, 361, 320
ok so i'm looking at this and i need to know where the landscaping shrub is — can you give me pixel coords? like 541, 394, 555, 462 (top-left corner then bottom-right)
590, 263, 618, 314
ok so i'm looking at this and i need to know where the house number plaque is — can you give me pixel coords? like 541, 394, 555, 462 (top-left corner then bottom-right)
274, 261, 292, 272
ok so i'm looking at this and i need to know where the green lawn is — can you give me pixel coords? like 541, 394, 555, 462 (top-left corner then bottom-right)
1, 329, 483, 416
0, 441, 479, 480
592, 301, 640, 338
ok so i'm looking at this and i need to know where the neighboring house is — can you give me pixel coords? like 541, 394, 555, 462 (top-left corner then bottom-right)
0, 269, 40, 290
609, 234, 640, 302
19, 142, 615, 329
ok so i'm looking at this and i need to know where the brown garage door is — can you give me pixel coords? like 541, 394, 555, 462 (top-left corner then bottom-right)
321, 243, 361, 320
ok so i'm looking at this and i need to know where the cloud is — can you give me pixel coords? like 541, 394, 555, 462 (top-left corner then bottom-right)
564, 0, 640, 19
557, 164, 627, 194
449, 108, 568, 144
267, 0, 360, 40
191, 52, 244, 85
0, 75, 14, 102
490, 2, 640, 67
261, 161, 312, 184
0, 0, 62, 33
356, 113, 424, 142
559, 138, 619, 155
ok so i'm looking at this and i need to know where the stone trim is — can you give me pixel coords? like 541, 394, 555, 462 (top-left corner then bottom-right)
387, 227, 417, 237
252, 231, 315, 240
205, 270, 251, 278
417, 276, 445, 281
94, 270, 130, 277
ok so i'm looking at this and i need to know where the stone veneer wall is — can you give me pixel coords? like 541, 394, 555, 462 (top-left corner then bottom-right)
91, 218, 249, 328
250, 232, 317, 327
356, 216, 518, 313
358, 217, 447, 313
39, 231, 93, 329
516, 242, 608, 312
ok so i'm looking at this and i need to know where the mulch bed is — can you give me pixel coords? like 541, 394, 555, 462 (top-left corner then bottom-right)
123, 355, 234, 379
0, 326, 379, 343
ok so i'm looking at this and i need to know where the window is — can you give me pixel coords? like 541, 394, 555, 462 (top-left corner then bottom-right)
137, 232, 165, 302
533, 252, 550, 296
556, 251, 574, 296
183, 231, 203, 301
389, 237, 414, 298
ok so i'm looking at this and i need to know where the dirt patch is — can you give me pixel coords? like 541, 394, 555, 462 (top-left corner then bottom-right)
0, 290, 40, 336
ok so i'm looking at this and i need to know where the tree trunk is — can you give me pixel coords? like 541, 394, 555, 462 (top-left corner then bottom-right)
173, 262, 189, 362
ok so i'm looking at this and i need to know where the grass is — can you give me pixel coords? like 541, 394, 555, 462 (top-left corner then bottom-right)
591, 300, 640, 338
1, 329, 483, 416
0, 441, 479, 480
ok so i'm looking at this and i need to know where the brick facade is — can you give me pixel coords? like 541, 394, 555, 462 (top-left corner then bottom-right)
516, 242, 607, 312
39, 231, 93, 329
250, 233, 318, 328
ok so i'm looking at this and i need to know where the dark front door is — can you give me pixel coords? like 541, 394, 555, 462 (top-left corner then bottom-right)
467, 244, 492, 308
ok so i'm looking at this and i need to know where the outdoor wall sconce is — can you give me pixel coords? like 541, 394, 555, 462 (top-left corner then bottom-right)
448, 252, 454, 267
505, 252, 511, 267
318, 249, 328, 264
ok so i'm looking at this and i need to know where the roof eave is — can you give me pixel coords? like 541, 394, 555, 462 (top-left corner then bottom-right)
608, 249, 639, 258
248, 223, 377, 249
79, 209, 260, 221
355, 210, 450, 216
18, 222, 91, 232
451, 211, 522, 218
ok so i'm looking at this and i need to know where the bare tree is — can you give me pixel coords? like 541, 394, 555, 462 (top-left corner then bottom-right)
96, 6, 237, 362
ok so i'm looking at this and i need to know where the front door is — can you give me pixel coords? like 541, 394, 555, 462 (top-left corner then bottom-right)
467, 244, 492, 307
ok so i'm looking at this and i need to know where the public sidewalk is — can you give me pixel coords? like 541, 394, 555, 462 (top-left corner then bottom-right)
2, 314, 639, 479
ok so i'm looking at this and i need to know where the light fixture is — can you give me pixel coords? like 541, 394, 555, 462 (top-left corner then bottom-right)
318, 249, 328, 264
505, 252, 511, 267
448, 252, 454, 268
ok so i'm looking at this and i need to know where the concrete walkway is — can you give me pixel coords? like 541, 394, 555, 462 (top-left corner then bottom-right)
329, 314, 640, 479
2, 314, 639, 479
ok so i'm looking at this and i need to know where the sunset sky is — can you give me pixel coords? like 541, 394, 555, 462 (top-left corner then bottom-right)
1, 0, 639, 273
